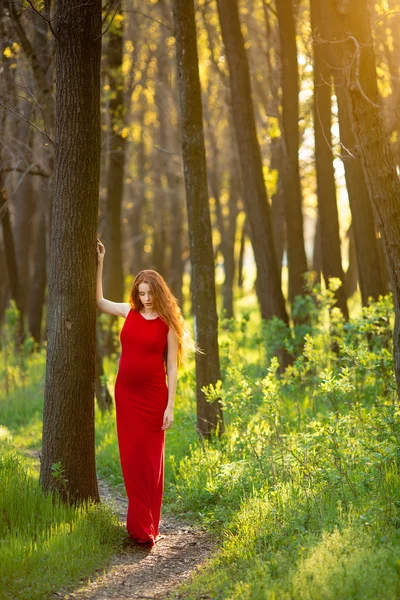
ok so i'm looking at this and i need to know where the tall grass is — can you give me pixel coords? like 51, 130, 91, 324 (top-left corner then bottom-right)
168, 287, 400, 599
0, 443, 124, 600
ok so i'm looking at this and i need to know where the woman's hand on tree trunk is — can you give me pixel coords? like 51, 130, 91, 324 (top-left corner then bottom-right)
97, 238, 105, 263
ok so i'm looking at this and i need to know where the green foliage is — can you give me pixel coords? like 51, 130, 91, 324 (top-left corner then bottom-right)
170, 292, 400, 599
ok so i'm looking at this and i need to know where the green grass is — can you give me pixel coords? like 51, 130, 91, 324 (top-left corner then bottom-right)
0, 442, 125, 600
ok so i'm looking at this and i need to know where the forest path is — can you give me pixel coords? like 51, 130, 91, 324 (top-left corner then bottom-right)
24, 450, 215, 599
52, 476, 215, 600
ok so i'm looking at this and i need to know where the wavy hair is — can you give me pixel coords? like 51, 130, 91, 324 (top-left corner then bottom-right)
128, 269, 193, 368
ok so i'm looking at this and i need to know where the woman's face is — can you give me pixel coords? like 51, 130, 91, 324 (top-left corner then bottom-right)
138, 282, 153, 309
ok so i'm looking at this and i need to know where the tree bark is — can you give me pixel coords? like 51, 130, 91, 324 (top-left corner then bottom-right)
275, 0, 308, 302
335, 82, 389, 303
312, 0, 388, 305
40, 0, 102, 503
311, 0, 348, 318
345, 224, 358, 299
222, 168, 239, 319
237, 217, 247, 290
216, 0, 288, 323
13, 118, 35, 316
332, 0, 400, 393
104, 14, 126, 305
102, 14, 127, 355
28, 184, 47, 345
270, 137, 285, 272
172, 0, 223, 437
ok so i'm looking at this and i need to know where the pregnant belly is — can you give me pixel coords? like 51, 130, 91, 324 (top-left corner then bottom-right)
116, 354, 167, 388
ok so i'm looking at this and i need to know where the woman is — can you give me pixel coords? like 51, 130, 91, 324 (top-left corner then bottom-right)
96, 239, 182, 546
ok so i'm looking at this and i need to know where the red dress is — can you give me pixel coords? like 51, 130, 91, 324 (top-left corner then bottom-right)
114, 308, 169, 545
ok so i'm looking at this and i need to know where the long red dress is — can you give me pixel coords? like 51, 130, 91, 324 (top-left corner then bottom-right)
114, 308, 169, 545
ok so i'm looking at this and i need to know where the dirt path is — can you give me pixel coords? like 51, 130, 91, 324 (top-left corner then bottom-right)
53, 478, 216, 600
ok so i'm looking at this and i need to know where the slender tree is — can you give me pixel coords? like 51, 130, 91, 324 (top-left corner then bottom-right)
310, 0, 348, 318
216, 0, 288, 323
103, 13, 126, 352
40, 0, 102, 502
275, 0, 308, 302
172, 0, 223, 437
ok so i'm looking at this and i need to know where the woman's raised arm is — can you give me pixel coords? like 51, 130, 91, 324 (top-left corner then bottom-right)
96, 239, 130, 318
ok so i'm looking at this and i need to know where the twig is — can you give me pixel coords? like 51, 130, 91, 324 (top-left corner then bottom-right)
122, 9, 172, 31
96, 0, 122, 40
0, 99, 54, 145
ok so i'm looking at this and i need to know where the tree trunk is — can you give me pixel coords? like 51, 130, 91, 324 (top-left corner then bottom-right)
0, 20, 24, 343
312, 0, 388, 305
40, 0, 102, 503
332, 0, 400, 393
103, 14, 126, 355
104, 15, 125, 303
13, 120, 35, 316
237, 216, 247, 290
313, 216, 322, 284
0, 234, 8, 323
216, 0, 288, 323
311, 0, 348, 318
130, 105, 147, 276
276, 0, 308, 302
345, 224, 358, 299
335, 82, 389, 304
28, 185, 47, 345
172, 0, 223, 437
270, 137, 285, 272
222, 168, 239, 319
95, 323, 113, 412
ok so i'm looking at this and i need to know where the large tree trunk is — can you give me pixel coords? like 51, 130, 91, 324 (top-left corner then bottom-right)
310, 0, 348, 318
216, 0, 288, 324
172, 0, 223, 437
331, 0, 400, 393
40, 0, 102, 503
275, 0, 308, 302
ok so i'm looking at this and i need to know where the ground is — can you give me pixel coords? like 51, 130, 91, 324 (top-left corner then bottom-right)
52, 478, 215, 600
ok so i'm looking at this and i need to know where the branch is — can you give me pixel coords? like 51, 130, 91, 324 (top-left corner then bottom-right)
0, 99, 54, 145
96, 0, 122, 39
3, 166, 50, 177
122, 9, 172, 32
13, 0, 58, 39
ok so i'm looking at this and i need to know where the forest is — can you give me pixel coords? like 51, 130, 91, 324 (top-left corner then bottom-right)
1, 0, 400, 598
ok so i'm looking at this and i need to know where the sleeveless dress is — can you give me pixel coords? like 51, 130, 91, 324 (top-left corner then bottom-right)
114, 308, 169, 545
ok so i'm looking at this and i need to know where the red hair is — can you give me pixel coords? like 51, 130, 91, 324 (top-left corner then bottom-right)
128, 270, 191, 368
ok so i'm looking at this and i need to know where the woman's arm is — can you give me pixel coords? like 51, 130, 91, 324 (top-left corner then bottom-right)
96, 239, 130, 318
162, 328, 178, 430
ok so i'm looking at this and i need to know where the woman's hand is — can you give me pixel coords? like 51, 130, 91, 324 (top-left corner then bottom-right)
97, 239, 105, 263
162, 405, 174, 430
